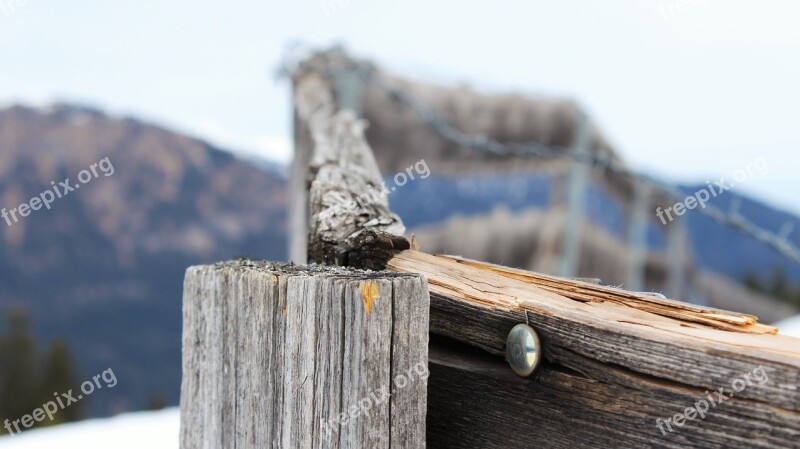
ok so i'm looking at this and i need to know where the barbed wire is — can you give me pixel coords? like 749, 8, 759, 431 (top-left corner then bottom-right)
289, 59, 800, 265
363, 71, 800, 265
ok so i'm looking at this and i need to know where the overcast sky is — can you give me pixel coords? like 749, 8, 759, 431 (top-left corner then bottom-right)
1, 0, 798, 214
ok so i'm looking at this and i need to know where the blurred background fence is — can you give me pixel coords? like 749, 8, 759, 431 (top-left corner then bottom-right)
287, 48, 800, 322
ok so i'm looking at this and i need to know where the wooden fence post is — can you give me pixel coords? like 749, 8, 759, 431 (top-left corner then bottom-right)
180, 261, 429, 449
559, 110, 591, 277
626, 181, 651, 291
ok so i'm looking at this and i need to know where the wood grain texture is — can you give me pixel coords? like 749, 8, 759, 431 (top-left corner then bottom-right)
426, 337, 800, 449
180, 260, 429, 449
289, 103, 314, 264
295, 73, 410, 270
437, 254, 774, 333
385, 250, 800, 447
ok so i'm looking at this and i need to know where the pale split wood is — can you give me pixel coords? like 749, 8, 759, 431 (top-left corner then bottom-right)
179, 260, 429, 449
438, 253, 772, 333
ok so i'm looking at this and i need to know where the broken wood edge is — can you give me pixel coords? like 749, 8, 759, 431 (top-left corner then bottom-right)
389, 250, 782, 335
435, 253, 775, 334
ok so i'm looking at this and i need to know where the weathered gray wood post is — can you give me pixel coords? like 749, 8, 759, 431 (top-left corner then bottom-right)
180, 261, 429, 448
181, 59, 428, 449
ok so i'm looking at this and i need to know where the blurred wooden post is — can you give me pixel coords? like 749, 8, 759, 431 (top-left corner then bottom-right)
666, 216, 687, 299
626, 181, 651, 291
289, 51, 366, 264
180, 262, 429, 449
333, 67, 364, 116
289, 96, 314, 264
559, 111, 591, 277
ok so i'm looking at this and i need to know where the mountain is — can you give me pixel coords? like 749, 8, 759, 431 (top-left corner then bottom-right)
0, 104, 286, 416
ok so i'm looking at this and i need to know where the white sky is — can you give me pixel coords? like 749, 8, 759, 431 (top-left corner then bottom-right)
1, 0, 798, 214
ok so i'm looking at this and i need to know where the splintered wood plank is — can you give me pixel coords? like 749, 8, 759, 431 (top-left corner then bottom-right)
439, 254, 771, 332
387, 250, 800, 414
180, 261, 429, 449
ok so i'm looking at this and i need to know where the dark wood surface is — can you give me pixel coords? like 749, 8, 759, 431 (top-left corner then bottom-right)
427, 337, 799, 449
387, 251, 800, 448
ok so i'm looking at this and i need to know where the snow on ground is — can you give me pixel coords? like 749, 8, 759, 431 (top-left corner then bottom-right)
0, 408, 179, 449
775, 315, 800, 338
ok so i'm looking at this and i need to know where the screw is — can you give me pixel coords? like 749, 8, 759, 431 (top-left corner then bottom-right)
506, 323, 542, 378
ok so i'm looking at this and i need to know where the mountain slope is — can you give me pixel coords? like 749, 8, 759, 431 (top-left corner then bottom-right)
0, 104, 286, 415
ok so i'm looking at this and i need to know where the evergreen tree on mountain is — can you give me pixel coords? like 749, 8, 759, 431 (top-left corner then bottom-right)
0, 309, 41, 432
39, 339, 84, 423
0, 309, 83, 435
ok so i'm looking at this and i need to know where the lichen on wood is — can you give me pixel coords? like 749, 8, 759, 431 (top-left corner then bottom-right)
295, 73, 409, 270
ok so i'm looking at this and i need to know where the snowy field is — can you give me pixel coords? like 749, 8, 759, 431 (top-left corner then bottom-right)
776, 314, 800, 338
0, 408, 179, 449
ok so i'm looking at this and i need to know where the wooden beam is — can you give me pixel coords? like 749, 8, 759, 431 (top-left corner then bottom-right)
295, 72, 409, 270
180, 260, 429, 449
426, 336, 799, 449
558, 110, 591, 277
385, 250, 800, 448
288, 86, 314, 263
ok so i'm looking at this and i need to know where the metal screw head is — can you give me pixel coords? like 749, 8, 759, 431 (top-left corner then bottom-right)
506, 324, 542, 377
